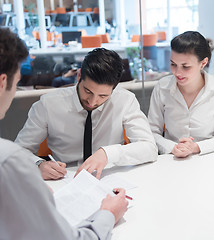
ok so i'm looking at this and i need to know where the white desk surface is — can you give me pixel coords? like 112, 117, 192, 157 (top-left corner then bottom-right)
29, 41, 170, 56
46, 153, 214, 240
29, 43, 126, 56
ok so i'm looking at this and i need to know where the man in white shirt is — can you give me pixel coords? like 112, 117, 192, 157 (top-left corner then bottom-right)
16, 48, 158, 180
0, 27, 128, 240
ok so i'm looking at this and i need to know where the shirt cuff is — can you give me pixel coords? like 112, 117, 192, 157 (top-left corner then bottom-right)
158, 140, 175, 154
197, 141, 213, 155
101, 144, 121, 164
28, 153, 43, 164
88, 209, 115, 226
84, 210, 115, 238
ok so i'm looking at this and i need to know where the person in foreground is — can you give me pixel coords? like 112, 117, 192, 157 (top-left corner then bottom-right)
16, 47, 158, 180
0, 28, 128, 240
148, 31, 214, 158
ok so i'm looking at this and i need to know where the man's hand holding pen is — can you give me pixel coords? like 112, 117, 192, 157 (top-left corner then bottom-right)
39, 159, 67, 180
101, 188, 129, 224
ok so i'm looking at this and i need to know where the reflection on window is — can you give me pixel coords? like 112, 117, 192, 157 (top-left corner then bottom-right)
0, 15, 7, 26
55, 14, 70, 27
25, 19, 30, 28
72, 15, 90, 27
146, 0, 199, 37
8, 16, 13, 26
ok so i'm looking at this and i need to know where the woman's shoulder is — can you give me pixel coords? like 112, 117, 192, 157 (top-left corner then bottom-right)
203, 71, 214, 94
205, 71, 214, 81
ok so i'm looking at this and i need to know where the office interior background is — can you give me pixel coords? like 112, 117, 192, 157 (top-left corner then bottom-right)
0, 0, 214, 140
2, 0, 213, 38
1, 0, 214, 71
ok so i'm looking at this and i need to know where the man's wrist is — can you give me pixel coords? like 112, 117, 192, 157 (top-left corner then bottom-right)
35, 159, 46, 166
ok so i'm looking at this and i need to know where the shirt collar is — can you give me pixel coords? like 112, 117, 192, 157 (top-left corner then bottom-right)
169, 70, 214, 96
72, 85, 83, 112
168, 75, 177, 95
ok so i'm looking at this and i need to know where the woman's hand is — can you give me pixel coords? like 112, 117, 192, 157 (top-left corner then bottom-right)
172, 137, 200, 158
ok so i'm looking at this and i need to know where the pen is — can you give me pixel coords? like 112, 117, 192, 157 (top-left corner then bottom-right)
48, 154, 68, 177
113, 190, 133, 200
48, 154, 59, 166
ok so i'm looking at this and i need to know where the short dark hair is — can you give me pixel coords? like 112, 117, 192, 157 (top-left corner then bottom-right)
171, 31, 212, 62
80, 48, 124, 88
0, 28, 28, 90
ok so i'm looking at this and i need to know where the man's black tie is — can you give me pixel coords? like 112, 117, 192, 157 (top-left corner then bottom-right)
83, 111, 92, 161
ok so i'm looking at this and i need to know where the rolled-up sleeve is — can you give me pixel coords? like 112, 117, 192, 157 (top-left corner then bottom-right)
102, 96, 158, 165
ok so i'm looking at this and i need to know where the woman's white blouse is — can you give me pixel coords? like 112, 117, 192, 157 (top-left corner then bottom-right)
148, 71, 214, 155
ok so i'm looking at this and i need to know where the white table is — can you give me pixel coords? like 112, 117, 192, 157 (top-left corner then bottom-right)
29, 43, 127, 62
47, 153, 214, 240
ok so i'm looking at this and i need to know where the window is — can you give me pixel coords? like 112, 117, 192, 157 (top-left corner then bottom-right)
55, 14, 70, 27
0, 15, 7, 26
146, 0, 199, 39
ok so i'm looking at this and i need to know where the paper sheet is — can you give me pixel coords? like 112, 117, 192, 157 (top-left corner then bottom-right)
54, 169, 112, 226
54, 169, 137, 226
61, 170, 137, 190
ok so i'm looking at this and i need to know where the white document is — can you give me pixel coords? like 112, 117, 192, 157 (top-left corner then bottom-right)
101, 174, 137, 190
62, 169, 137, 190
54, 169, 113, 227
54, 169, 137, 227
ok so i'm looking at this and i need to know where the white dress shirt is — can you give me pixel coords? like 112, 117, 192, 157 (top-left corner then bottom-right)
148, 71, 214, 155
0, 138, 115, 240
15, 85, 157, 165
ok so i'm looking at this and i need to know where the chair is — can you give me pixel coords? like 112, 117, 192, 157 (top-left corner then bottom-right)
33, 31, 54, 42
46, 31, 54, 42
123, 129, 129, 145
131, 34, 158, 69
38, 138, 52, 157
32, 31, 40, 41
93, 7, 99, 14
32, 55, 56, 76
45, 9, 51, 14
131, 34, 157, 46
85, 8, 92, 12
56, 7, 66, 14
156, 31, 166, 42
143, 34, 157, 46
142, 34, 158, 63
96, 33, 110, 43
131, 35, 141, 42
56, 33, 62, 44
81, 35, 102, 48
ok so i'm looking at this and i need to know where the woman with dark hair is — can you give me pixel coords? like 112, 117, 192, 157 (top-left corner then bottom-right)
148, 31, 214, 158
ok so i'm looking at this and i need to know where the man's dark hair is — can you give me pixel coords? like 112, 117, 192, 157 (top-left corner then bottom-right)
0, 28, 28, 90
80, 48, 124, 88
171, 31, 212, 62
